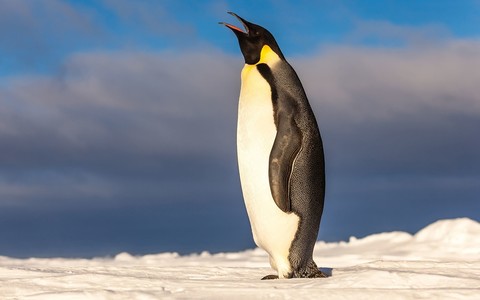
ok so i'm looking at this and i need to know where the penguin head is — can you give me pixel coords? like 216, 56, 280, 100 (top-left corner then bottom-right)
220, 12, 285, 65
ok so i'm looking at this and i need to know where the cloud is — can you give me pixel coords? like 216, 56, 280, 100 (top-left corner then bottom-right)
0, 49, 241, 209
294, 40, 480, 178
1, 37, 480, 255
346, 19, 451, 47
0, 0, 100, 71
2, 40, 480, 202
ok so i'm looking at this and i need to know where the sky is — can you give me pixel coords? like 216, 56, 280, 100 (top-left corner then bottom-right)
0, 0, 479, 258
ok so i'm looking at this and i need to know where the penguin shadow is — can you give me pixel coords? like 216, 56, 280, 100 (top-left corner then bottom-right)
319, 267, 333, 277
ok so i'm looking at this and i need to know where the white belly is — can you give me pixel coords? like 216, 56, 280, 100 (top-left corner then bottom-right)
237, 64, 299, 277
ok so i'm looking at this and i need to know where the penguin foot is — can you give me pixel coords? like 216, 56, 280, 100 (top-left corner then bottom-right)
308, 270, 328, 278
261, 274, 279, 280
291, 265, 330, 278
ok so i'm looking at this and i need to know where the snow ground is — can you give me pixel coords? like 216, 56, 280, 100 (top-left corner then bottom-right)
1, 218, 479, 299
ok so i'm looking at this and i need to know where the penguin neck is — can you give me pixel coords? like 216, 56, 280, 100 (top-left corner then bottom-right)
242, 45, 281, 79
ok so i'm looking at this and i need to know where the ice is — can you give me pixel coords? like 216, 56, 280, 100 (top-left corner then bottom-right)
0, 218, 479, 299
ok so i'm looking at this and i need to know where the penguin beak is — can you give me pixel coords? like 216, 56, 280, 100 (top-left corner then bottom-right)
219, 12, 250, 36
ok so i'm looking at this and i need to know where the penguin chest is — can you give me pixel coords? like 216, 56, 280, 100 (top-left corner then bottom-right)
236, 65, 299, 263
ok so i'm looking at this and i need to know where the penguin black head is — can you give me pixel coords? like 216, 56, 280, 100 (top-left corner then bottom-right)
220, 12, 285, 65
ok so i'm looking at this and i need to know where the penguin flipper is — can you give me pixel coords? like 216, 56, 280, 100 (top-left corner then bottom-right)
268, 111, 302, 213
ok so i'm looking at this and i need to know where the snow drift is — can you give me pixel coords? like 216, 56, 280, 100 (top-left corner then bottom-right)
1, 218, 479, 299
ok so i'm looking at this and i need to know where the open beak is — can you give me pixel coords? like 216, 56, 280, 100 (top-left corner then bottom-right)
219, 12, 250, 35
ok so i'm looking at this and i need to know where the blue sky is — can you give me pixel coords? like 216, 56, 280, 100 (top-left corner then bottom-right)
3, 0, 480, 76
1, 0, 479, 257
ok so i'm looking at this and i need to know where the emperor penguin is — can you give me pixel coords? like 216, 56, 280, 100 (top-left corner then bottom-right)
221, 12, 326, 279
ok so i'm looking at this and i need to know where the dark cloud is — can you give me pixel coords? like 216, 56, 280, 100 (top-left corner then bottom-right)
1, 40, 479, 257
1, 50, 240, 206
295, 42, 480, 178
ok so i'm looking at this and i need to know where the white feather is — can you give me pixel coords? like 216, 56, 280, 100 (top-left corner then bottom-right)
237, 57, 300, 278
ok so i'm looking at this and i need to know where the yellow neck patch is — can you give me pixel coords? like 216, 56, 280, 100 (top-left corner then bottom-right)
257, 45, 279, 65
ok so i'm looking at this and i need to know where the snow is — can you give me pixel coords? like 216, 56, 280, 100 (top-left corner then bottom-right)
1, 218, 479, 299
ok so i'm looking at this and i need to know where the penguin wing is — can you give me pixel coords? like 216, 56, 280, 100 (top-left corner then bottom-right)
268, 109, 302, 213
